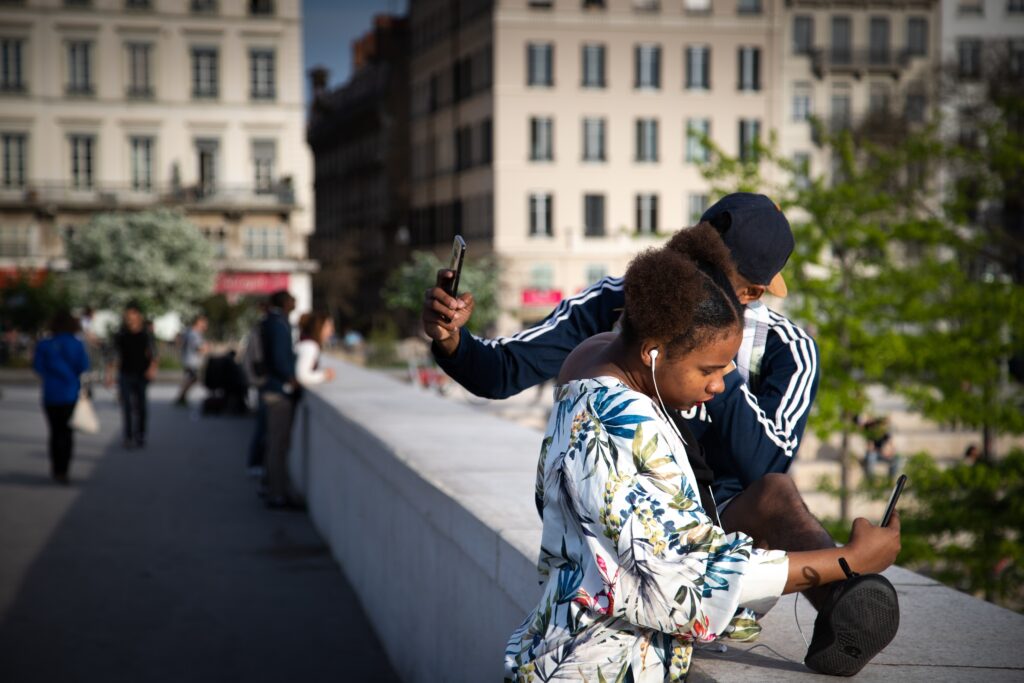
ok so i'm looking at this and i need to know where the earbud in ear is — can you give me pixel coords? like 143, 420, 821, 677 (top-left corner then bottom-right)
648, 348, 659, 368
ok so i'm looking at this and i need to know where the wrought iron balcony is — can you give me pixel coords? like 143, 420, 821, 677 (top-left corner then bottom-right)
807, 47, 913, 79
1, 180, 296, 212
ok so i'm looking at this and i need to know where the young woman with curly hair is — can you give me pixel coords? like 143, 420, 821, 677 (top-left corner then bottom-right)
504, 224, 901, 682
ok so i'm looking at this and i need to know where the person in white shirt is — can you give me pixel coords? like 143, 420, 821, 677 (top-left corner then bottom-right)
295, 312, 336, 389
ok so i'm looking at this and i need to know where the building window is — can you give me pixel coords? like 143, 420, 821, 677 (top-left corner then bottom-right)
869, 17, 891, 65
195, 138, 218, 196
688, 193, 708, 224
249, 0, 274, 15
684, 0, 710, 13
0, 226, 32, 258
1, 133, 27, 188
905, 93, 926, 123
202, 226, 227, 259
191, 47, 218, 98
792, 152, 811, 189
1010, 39, 1024, 78
529, 193, 553, 237
191, 0, 217, 13
527, 43, 553, 86
634, 44, 661, 89
1010, 0, 1024, 14
250, 49, 275, 100
582, 118, 605, 162
792, 82, 812, 121
633, 0, 660, 11
130, 136, 153, 191
831, 16, 852, 65
957, 0, 983, 14
585, 263, 608, 284
868, 82, 890, 115
686, 118, 710, 163
69, 134, 95, 189
635, 118, 658, 162
480, 118, 492, 164
67, 41, 93, 95
738, 119, 760, 162
685, 46, 710, 90
529, 264, 554, 291
584, 194, 605, 237
0, 39, 26, 93
243, 226, 285, 259
906, 18, 928, 57
958, 39, 982, 79
636, 193, 658, 235
252, 139, 275, 193
582, 43, 606, 88
126, 43, 153, 98
125, 0, 152, 9
455, 126, 472, 170
738, 47, 761, 91
530, 117, 553, 161
737, 0, 761, 14
793, 16, 814, 55
831, 89, 852, 130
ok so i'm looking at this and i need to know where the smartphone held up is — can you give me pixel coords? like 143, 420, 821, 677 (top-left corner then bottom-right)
443, 235, 466, 299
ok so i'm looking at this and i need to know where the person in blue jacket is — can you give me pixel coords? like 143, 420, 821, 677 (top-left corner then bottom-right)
421, 194, 886, 663
33, 310, 90, 484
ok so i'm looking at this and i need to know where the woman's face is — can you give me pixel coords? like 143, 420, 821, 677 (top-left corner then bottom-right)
320, 319, 334, 345
650, 327, 742, 411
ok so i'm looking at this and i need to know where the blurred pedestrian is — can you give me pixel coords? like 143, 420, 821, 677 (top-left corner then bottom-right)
175, 314, 208, 406
862, 416, 902, 482
244, 298, 270, 477
964, 443, 982, 465
260, 290, 298, 508
106, 301, 158, 449
295, 312, 336, 391
32, 310, 89, 484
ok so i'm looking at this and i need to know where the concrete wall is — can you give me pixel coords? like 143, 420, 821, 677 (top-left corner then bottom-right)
290, 357, 1024, 682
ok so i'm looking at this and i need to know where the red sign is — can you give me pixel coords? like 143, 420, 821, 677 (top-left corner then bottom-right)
215, 272, 289, 295
522, 288, 563, 306
0, 268, 47, 288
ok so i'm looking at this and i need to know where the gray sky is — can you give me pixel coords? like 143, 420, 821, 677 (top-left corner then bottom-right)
303, 0, 408, 102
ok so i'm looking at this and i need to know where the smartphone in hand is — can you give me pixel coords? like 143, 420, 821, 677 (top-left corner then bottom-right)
443, 235, 466, 299
881, 474, 907, 527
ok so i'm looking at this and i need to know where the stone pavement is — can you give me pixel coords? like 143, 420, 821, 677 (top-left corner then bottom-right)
0, 383, 399, 683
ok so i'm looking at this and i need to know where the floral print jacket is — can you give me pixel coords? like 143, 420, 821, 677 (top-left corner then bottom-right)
505, 378, 789, 682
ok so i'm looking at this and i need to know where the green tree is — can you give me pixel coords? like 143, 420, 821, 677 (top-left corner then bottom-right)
66, 209, 215, 318
382, 250, 499, 336
699, 115, 1024, 520
0, 271, 73, 336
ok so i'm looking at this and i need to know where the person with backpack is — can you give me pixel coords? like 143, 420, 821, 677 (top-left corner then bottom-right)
33, 310, 90, 484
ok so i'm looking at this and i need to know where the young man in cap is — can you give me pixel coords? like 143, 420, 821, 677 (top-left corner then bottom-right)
422, 192, 899, 676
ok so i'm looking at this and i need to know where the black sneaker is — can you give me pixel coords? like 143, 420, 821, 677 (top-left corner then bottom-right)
804, 559, 900, 677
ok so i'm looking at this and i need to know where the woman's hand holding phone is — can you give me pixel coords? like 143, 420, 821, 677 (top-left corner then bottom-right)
845, 513, 902, 575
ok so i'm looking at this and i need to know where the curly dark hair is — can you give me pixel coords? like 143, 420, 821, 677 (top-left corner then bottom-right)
621, 222, 743, 356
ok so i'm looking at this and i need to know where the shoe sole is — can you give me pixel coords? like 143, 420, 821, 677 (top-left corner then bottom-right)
805, 577, 900, 677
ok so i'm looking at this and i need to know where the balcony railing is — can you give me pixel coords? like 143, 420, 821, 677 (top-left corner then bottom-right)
1, 180, 296, 210
807, 47, 913, 79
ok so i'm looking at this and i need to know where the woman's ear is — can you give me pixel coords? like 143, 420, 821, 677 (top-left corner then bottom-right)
640, 340, 660, 368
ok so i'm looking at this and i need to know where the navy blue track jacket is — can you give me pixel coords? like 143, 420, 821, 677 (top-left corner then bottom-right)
433, 276, 820, 504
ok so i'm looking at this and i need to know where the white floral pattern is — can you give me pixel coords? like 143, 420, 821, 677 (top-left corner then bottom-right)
505, 378, 788, 682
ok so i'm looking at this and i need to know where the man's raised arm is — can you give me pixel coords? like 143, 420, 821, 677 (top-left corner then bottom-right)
422, 273, 625, 399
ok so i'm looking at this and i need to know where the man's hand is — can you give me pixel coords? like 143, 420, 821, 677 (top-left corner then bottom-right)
422, 269, 474, 357
846, 512, 901, 575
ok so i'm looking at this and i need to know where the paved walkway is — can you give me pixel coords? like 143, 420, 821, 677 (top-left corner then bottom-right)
0, 383, 400, 683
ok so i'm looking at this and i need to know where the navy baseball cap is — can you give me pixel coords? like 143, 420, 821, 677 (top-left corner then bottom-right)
700, 192, 793, 297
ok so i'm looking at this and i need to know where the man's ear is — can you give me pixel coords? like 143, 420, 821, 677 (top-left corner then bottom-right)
737, 284, 767, 304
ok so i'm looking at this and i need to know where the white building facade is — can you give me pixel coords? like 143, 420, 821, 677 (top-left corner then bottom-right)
0, 0, 314, 314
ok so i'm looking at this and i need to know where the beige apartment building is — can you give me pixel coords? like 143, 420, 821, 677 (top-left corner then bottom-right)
410, 0, 786, 331
0, 0, 314, 318
777, 0, 942, 180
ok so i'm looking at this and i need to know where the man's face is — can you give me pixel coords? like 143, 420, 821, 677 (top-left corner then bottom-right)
124, 308, 143, 330
727, 271, 767, 306
196, 317, 208, 332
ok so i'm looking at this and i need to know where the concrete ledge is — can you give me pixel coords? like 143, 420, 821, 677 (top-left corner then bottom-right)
290, 358, 1024, 682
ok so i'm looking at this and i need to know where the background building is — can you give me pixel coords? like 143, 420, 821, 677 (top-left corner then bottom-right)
0, 0, 314, 315
306, 14, 410, 330
409, 0, 792, 331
